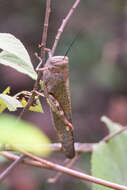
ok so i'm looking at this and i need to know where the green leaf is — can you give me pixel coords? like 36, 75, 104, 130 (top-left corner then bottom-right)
0, 94, 22, 112
0, 114, 51, 156
21, 97, 43, 113
40, 80, 44, 90
27, 98, 43, 112
92, 116, 127, 190
0, 33, 37, 80
0, 99, 6, 114
0, 155, 8, 164
2, 86, 10, 95
101, 116, 122, 133
14, 90, 43, 113
0, 51, 37, 80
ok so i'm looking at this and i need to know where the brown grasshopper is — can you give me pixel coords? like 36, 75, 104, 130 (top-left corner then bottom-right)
41, 55, 75, 159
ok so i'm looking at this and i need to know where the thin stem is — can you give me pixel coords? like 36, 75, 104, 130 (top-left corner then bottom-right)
19, 0, 51, 119
51, 0, 80, 56
0, 155, 25, 182
1, 150, 127, 189
0, 152, 48, 169
40, 0, 51, 67
0, 0, 51, 183
14, 149, 127, 190
1, 142, 95, 154
49, 142, 95, 153
48, 153, 80, 183
102, 126, 127, 142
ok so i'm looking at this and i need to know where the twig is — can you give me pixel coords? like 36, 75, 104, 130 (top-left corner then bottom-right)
0, 142, 94, 173
40, 0, 51, 68
49, 142, 95, 153
48, 153, 80, 183
0, 155, 25, 182
19, 0, 51, 119
0, 0, 51, 183
102, 126, 127, 142
1, 143, 95, 154
51, 0, 80, 56
1, 150, 127, 189
0, 152, 47, 169
2, 126, 126, 184
8, 148, 127, 190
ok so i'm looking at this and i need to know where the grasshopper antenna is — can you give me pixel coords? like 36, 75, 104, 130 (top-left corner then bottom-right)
64, 31, 81, 57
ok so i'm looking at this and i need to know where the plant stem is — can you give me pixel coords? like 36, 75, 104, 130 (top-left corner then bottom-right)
51, 0, 80, 56
14, 149, 127, 190
19, 0, 51, 119
0, 155, 25, 182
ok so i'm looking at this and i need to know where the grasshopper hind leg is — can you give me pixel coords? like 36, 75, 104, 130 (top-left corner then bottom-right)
52, 112, 75, 159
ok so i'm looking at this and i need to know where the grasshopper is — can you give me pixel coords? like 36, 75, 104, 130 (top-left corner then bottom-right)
42, 55, 75, 158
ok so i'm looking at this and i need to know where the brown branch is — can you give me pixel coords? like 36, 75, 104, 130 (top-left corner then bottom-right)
48, 153, 80, 183
49, 142, 95, 153
1, 143, 95, 154
51, 0, 80, 56
0, 142, 94, 183
19, 0, 51, 119
2, 125, 126, 183
1, 152, 48, 169
0, 155, 25, 182
4, 149, 127, 190
0, 0, 51, 183
40, 0, 51, 67
102, 126, 127, 142
2, 136, 127, 154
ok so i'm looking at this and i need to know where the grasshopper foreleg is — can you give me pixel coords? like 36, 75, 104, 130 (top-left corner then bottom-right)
35, 49, 51, 72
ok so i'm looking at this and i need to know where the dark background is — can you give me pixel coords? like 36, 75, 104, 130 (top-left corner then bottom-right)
0, 0, 127, 189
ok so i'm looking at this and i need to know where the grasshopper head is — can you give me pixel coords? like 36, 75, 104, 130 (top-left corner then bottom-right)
50, 56, 68, 68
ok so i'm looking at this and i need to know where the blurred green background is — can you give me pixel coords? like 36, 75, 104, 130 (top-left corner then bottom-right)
1, 0, 127, 189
